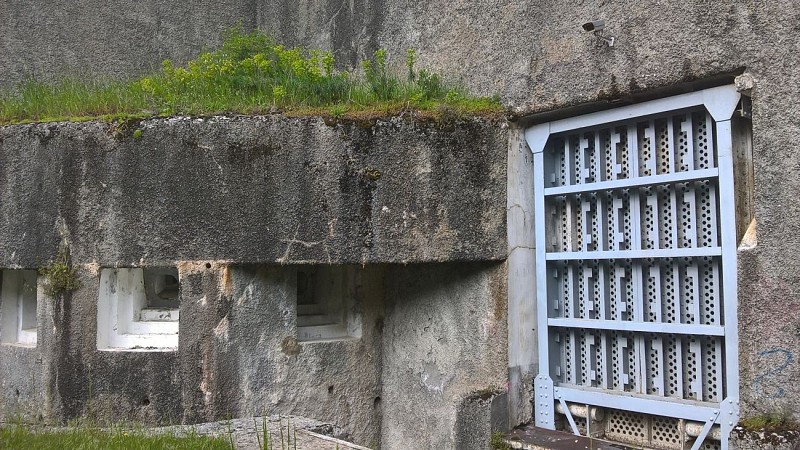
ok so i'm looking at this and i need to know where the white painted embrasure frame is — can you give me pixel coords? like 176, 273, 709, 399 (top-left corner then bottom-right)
524, 85, 741, 450
97, 268, 179, 351
0, 270, 38, 347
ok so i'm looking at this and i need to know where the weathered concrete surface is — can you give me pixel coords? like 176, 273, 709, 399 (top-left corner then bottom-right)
178, 263, 384, 445
1, 260, 509, 448
454, 391, 508, 450
731, 427, 800, 450
0, 116, 506, 267
0, 1, 256, 85
2, 1, 799, 118
381, 262, 508, 449
506, 125, 535, 427
0, 263, 383, 444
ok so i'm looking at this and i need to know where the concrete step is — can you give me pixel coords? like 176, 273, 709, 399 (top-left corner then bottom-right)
504, 425, 632, 450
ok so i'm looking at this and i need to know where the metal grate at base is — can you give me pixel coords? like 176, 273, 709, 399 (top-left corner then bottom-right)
606, 409, 650, 446
555, 408, 721, 450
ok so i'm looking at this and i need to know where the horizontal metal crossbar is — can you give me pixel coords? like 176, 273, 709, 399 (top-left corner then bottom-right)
548, 318, 725, 336
553, 386, 721, 422
545, 247, 721, 260
544, 168, 719, 197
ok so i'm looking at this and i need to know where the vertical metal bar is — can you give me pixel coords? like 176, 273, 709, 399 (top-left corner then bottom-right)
653, 336, 665, 396
598, 265, 608, 321
569, 330, 579, 385
567, 265, 577, 319
565, 197, 576, 251
600, 332, 612, 389
594, 131, 603, 182
646, 194, 660, 249
644, 121, 657, 176
614, 266, 627, 321
712, 338, 724, 401
684, 186, 698, 248
581, 200, 593, 252
716, 119, 740, 403
707, 184, 720, 247
586, 404, 592, 437
671, 264, 681, 324
628, 125, 640, 178
669, 190, 679, 248
688, 265, 701, 324
613, 196, 625, 250
682, 116, 695, 171
552, 268, 562, 315
675, 337, 685, 399
533, 149, 554, 420
564, 139, 574, 185
579, 136, 590, 183
690, 339, 703, 400
596, 195, 607, 251
708, 261, 721, 325
649, 265, 663, 322
617, 335, 630, 390
586, 334, 597, 387
666, 117, 676, 174
583, 267, 594, 319
610, 129, 622, 180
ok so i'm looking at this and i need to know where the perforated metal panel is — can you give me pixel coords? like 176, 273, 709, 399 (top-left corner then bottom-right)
526, 86, 741, 450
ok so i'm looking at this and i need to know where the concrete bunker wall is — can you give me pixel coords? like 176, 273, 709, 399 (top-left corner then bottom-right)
0, 117, 508, 448
4, 0, 800, 446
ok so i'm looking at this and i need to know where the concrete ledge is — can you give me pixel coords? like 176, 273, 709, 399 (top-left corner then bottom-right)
0, 115, 507, 266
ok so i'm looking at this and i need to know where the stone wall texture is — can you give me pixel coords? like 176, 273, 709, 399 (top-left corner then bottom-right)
0, 117, 507, 449
0, 116, 506, 267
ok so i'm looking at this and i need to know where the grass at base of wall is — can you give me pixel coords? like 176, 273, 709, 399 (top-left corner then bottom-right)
0, 28, 504, 125
0, 424, 230, 450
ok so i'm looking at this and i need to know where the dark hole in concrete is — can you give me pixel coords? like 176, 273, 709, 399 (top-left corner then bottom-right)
15, 389, 20, 397
143, 268, 180, 308
205, 263, 212, 269
328, 385, 334, 394
373, 396, 381, 408
142, 396, 151, 406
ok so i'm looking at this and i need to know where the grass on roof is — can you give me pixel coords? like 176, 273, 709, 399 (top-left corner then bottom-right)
0, 28, 503, 125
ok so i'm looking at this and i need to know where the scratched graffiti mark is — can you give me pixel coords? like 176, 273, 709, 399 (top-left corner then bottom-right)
753, 348, 793, 399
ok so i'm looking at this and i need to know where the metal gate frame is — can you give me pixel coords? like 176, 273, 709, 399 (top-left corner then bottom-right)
524, 85, 741, 450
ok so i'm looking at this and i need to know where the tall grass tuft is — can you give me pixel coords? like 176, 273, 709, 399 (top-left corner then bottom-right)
0, 424, 230, 450
0, 27, 502, 124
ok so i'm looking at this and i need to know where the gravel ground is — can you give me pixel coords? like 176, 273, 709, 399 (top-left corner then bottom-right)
1, 415, 372, 450
157, 415, 372, 450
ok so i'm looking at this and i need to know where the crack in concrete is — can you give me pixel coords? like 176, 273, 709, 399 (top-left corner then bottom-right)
508, 245, 535, 256
278, 227, 323, 264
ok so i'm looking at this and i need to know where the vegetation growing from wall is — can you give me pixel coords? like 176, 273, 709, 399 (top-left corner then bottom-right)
0, 28, 502, 125
39, 246, 82, 297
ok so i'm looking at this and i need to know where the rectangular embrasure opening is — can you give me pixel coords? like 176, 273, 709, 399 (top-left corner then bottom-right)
0, 269, 38, 346
296, 265, 362, 342
97, 267, 179, 351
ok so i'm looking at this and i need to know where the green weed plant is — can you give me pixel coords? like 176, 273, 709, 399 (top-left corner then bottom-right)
0, 28, 502, 124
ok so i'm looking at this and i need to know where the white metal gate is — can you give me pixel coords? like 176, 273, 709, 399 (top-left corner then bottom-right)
525, 86, 741, 450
